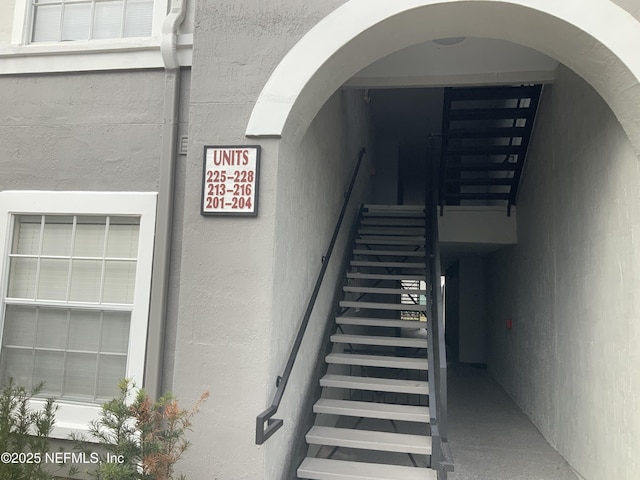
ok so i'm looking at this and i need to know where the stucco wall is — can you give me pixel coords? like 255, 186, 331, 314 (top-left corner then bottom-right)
0, 71, 167, 191
170, 3, 355, 480
266, 89, 374, 479
486, 65, 640, 479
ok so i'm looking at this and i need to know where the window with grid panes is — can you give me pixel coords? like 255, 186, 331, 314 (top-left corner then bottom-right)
3, 215, 139, 401
31, 0, 153, 42
0, 191, 156, 436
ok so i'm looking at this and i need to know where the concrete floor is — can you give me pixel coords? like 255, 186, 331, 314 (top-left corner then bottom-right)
448, 364, 581, 480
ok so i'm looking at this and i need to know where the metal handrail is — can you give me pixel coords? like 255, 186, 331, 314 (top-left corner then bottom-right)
426, 136, 454, 476
255, 147, 367, 445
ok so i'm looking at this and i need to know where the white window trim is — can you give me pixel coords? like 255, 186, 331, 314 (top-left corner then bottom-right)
12, 0, 167, 45
0, 0, 193, 75
0, 191, 157, 439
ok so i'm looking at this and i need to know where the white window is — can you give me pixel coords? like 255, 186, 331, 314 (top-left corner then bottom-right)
31, 0, 154, 43
3, 0, 195, 74
0, 191, 157, 437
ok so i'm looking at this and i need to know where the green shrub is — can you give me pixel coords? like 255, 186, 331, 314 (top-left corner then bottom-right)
0, 379, 57, 480
71, 379, 209, 480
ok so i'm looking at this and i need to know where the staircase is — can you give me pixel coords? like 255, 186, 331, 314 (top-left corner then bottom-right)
298, 205, 440, 480
439, 84, 543, 212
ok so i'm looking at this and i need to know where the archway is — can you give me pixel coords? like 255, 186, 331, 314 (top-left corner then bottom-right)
245, 0, 640, 154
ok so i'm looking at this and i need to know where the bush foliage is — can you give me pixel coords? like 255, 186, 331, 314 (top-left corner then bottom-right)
71, 379, 209, 480
0, 380, 57, 480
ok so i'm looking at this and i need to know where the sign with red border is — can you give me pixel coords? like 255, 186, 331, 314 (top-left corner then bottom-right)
201, 145, 260, 216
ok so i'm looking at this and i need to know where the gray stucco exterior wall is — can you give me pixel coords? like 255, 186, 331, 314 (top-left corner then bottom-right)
486, 65, 640, 480
169, 3, 364, 479
0, 71, 170, 192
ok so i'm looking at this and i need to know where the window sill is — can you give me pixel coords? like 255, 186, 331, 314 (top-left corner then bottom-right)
29, 398, 99, 439
0, 34, 193, 75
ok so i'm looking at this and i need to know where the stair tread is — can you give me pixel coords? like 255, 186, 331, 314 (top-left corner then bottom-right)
343, 286, 426, 295
352, 249, 425, 257
350, 261, 424, 269
445, 162, 517, 171
331, 334, 428, 348
448, 106, 533, 121
447, 126, 528, 138
298, 457, 437, 480
340, 301, 426, 312
362, 211, 425, 219
326, 353, 427, 370
306, 426, 432, 455
313, 399, 430, 422
320, 374, 429, 394
358, 235, 424, 241
356, 237, 425, 246
364, 205, 424, 211
347, 273, 425, 281
446, 144, 523, 156
360, 219, 425, 226
336, 316, 427, 329
358, 227, 425, 235
447, 85, 541, 101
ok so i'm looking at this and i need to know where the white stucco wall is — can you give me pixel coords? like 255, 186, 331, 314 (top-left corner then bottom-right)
486, 65, 640, 480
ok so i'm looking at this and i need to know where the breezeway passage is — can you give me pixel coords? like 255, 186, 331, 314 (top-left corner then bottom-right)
447, 365, 580, 480
2, 1, 640, 480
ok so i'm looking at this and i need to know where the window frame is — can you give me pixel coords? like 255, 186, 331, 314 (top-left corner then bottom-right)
1, 0, 194, 75
12, 0, 167, 46
0, 191, 157, 438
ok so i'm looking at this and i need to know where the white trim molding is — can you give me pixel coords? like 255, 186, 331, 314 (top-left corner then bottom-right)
1, 0, 193, 74
245, 0, 640, 154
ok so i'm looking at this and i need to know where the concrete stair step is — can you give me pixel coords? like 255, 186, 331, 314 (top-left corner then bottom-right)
336, 316, 427, 329
298, 458, 437, 480
340, 301, 426, 312
320, 374, 428, 394
305, 426, 432, 455
331, 333, 427, 349
313, 398, 430, 423
326, 353, 427, 370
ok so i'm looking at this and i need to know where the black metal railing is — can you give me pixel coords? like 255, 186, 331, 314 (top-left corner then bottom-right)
255, 148, 367, 445
425, 136, 454, 477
